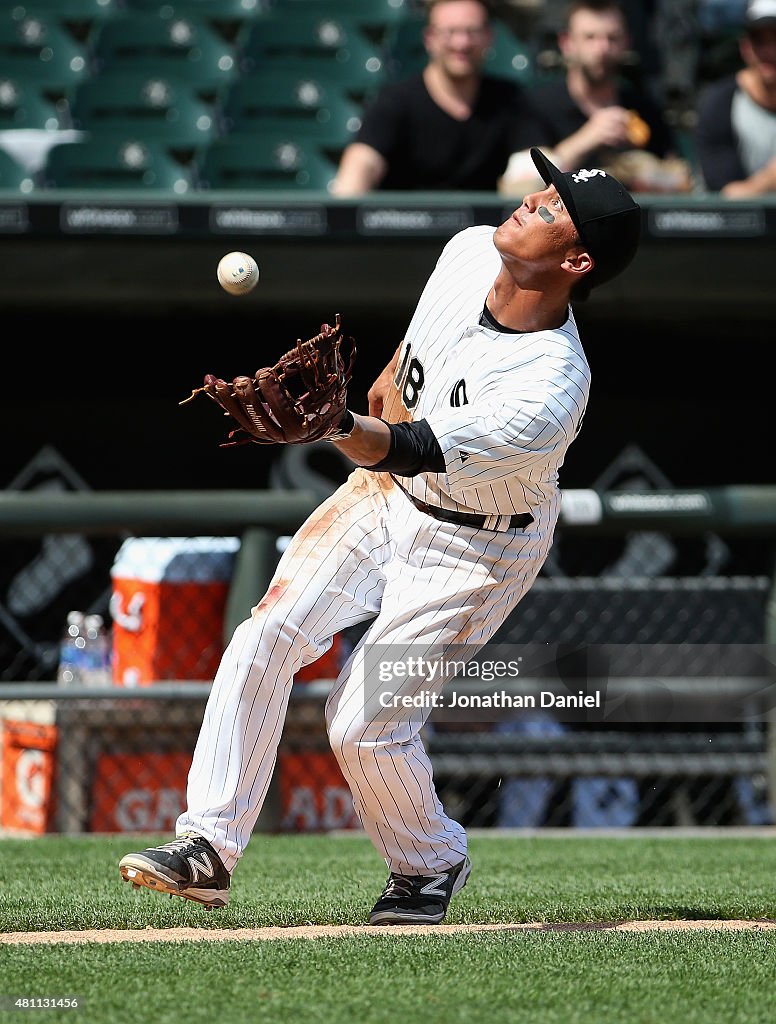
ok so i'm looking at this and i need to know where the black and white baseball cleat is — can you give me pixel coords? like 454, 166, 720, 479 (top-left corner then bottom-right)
119, 832, 230, 910
368, 856, 472, 925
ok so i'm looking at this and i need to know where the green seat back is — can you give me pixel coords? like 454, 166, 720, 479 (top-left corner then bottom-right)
483, 20, 537, 86
238, 13, 386, 93
0, 147, 36, 192
383, 14, 425, 79
126, 0, 265, 18
0, 14, 91, 91
9, 0, 123, 25
125, 0, 265, 42
197, 134, 337, 190
69, 72, 218, 147
221, 70, 362, 149
269, 0, 416, 33
43, 136, 192, 190
93, 13, 239, 91
0, 76, 67, 129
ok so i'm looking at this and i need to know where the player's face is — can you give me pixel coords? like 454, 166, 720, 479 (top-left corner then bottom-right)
493, 185, 586, 273
424, 0, 493, 79
741, 27, 776, 85
560, 8, 629, 84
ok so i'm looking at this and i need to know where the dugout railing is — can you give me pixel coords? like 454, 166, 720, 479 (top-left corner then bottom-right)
0, 485, 774, 833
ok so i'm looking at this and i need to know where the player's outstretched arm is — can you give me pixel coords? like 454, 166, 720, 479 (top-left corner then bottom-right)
332, 416, 445, 478
332, 412, 392, 467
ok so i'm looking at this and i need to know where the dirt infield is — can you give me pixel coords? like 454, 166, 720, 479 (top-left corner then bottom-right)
3, 920, 776, 944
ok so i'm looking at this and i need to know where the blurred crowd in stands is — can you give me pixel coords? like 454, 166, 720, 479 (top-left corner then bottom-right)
0, 0, 774, 196
332, 0, 776, 197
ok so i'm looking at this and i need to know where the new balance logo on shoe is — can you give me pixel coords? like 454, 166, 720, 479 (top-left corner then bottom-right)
187, 853, 215, 882
369, 856, 472, 925
418, 873, 450, 897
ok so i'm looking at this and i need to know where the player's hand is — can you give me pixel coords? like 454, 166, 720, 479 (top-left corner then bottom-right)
181, 315, 356, 446
368, 363, 394, 417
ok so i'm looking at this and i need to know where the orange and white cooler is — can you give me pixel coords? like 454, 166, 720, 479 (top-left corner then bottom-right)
109, 537, 240, 686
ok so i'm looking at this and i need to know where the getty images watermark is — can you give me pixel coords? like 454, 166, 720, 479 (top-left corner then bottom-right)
359, 643, 776, 725
376, 654, 600, 711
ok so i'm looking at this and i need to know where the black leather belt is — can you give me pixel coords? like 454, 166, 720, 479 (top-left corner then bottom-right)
394, 480, 534, 531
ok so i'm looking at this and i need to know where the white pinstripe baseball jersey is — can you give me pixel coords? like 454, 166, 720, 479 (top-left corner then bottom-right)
121, 148, 643, 919
393, 225, 591, 529
173, 223, 592, 882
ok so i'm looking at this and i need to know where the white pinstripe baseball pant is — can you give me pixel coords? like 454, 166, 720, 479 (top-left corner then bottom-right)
177, 468, 557, 875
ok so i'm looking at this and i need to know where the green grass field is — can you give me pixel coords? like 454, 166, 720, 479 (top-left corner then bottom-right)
2, 832, 776, 1023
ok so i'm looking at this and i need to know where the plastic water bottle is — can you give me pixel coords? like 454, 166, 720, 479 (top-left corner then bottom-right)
57, 611, 112, 686
82, 613, 112, 686
57, 610, 87, 686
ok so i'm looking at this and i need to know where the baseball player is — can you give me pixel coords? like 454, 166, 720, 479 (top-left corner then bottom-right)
119, 149, 641, 925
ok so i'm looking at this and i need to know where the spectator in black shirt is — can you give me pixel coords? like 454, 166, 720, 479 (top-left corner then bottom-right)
330, 0, 545, 194
499, 0, 692, 194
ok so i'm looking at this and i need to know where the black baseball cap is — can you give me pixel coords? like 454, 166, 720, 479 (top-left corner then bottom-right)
746, 0, 776, 28
530, 147, 642, 290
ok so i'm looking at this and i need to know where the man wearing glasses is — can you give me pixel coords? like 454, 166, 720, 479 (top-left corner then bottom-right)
331, 0, 544, 193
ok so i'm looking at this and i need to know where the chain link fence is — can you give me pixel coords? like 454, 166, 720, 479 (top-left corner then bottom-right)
423, 575, 774, 829
2, 471, 775, 837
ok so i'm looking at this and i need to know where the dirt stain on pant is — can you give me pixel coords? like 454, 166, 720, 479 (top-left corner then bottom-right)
252, 580, 289, 617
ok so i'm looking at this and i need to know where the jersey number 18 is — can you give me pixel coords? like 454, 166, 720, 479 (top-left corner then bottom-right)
394, 343, 425, 411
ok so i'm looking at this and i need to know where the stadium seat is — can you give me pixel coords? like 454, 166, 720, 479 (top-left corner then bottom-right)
92, 13, 239, 93
268, 0, 419, 34
7, 0, 122, 40
42, 137, 193, 191
484, 19, 537, 85
238, 13, 387, 96
0, 147, 36, 192
196, 134, 337, 191
127, 0, 266, 13
220, 70, 362, 153
125, 0, 266, 40
223, 115, 357, 167
8, 0, 123, 26
68, 73, 219, 149
0, 76, 68, 130
0, 14, 91, 93
382, 14, 428, 79
257, 54, 386, 105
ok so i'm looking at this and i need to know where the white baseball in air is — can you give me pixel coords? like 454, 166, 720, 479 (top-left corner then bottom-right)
217, 251, 259, 296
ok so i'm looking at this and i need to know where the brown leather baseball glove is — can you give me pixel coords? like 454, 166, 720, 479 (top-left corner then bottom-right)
181, 314, 355, 446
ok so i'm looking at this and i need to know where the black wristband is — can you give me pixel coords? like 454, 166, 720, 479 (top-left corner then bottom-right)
366, 419, 445, 475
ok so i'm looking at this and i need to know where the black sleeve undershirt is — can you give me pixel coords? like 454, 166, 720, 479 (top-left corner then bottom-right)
365, 419, 446, 476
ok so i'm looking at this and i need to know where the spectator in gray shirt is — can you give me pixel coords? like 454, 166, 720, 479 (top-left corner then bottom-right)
695, 0, 776, 195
